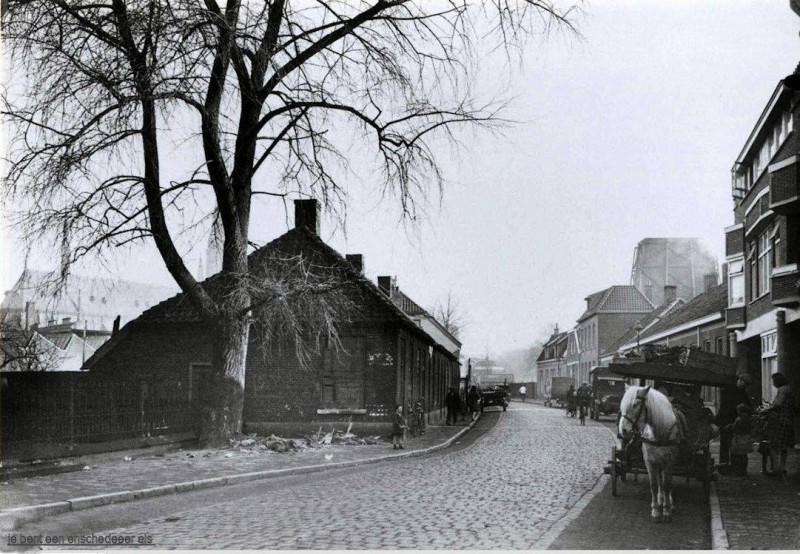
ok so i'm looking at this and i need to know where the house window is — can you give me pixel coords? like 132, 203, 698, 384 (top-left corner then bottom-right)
770, 225, 781, 269
748, 242, 758, 300
716, 336, 725, 356
703, 340, 712, 352
761, 332, 778, 403
728, 259, 745, 306
757, 228, 771, 297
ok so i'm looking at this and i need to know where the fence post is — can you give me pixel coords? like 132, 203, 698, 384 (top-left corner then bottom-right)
69, 378, 75, 444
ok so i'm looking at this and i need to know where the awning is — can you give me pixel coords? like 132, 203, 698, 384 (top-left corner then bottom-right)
608, 362, 737, 387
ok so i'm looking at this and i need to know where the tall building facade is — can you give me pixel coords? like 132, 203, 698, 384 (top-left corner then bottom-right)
725, 63, 800, 407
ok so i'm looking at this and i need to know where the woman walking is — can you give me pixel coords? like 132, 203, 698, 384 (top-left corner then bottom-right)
763, 373, 795, 477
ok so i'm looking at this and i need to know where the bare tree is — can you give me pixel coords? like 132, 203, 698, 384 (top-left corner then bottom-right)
432, 291, 467, 340
0, 314, 65, 372
2, 1, 580, 445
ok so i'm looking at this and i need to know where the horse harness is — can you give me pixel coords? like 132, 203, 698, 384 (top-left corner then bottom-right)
621, 396, 681, 448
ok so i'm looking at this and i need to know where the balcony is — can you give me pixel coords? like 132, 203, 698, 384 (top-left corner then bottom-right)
771, 265, 800, 307
725, 225, 744, 257
769, 158, 800, 215
725, 306, 746, 330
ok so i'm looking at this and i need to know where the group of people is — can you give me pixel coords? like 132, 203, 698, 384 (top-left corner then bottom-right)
565, 382, 592, 424
717, 372, 796, 477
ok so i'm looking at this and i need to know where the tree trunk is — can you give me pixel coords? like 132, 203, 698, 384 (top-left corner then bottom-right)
199, 310, 250, 447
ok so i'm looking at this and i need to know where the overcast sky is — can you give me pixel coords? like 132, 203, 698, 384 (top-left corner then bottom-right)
2, 1, 798, 361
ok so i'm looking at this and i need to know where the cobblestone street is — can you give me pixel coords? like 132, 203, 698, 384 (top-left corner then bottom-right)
37, 403, 612, 550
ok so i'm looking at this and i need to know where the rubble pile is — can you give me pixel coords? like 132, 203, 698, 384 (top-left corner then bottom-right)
229, 429, 384, 453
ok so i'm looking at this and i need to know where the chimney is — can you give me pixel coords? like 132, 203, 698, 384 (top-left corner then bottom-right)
721, 262, 729, 283
345, 254, 364, 274
377, 276, 393, 295
554, 324, 559, 335
664, 285, 677, 304
703, 273, 717, 293
294, 199, 320, 235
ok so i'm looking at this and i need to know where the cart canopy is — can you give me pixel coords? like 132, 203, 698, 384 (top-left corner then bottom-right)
608, 361, 736, 387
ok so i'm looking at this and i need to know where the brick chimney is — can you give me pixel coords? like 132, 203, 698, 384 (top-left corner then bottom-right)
703, 273, 717, 293
294, 199, 320, 235
377, 275, 393, 296
345, 254, 363, 275
664, 285, 677, 304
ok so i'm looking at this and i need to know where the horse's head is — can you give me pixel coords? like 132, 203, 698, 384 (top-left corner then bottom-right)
618, 384, 650, 440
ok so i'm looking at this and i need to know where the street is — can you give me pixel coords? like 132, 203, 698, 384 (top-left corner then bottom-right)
17, 403, 614, 550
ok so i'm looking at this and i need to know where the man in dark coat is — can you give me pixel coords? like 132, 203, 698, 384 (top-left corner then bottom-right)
445, 387, 461, 425
717, 374, 754, 466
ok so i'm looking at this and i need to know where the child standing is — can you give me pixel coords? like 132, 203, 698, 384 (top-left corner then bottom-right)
392, 404, 406, 450
727, 403, 753, 476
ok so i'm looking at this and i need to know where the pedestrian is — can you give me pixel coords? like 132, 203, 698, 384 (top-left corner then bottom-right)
445, 387, 461, 425
467, 385, 481, 421
566, 384, 576, 417
727, 403, 754, 476
762, 372, 795, 477
415, 398, 426, 435
392, 404, 407, 450
519, 385, 527, 403
576, 382, 591, 425
716, 374, 754, 468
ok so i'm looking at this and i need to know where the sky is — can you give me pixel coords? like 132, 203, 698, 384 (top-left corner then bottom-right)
2, 1, 799, 361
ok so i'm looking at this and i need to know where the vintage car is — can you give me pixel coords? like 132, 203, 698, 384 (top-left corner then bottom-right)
589, 366, 626, 420
479, 384, 510, 412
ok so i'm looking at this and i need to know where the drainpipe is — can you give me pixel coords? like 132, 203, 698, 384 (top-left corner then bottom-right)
776, 310, 787, 375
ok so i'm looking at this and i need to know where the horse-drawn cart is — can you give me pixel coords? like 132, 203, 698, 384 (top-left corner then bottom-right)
603, 350, 738, 521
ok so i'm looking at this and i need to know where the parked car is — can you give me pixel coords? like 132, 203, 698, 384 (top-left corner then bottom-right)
589, 366, 626, 420
479, 384, 510, 412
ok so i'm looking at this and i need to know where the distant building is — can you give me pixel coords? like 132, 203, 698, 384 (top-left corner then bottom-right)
630, 238, 718, 305
2, 270, 177, 332
535, 328, 568, 398
574, 285, 655, 385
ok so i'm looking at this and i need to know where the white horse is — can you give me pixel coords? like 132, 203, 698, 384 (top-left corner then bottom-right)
618, 385, 683, 523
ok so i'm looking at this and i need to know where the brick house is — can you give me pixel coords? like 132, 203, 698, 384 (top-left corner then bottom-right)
599, 286, 686, 365
725, 62, 800, 416
84, 200, 460, 436
574, 285, 654, 385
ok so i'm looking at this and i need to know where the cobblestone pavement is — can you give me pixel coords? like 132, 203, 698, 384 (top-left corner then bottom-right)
712, 449, 800, 550
47, 404, 613, 550
1, 425, 464, 510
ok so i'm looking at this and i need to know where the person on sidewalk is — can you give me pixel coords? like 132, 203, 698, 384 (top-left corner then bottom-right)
519, 385, 527, 403
717, 374, 754, 468
467, 385, 481, 421
762, 372, 795, 477
445, 387, 461, 425
727, 403, 754, 476
392, 404, 407, 450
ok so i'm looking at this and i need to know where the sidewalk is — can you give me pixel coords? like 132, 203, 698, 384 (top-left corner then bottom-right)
0, 422, 473, 530
711, 444, 800, 550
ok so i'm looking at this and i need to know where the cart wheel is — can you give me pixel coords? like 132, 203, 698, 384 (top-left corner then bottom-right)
611, 445, 619, 497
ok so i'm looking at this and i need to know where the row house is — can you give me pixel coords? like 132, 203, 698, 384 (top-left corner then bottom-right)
726, 63, 800, 407
83, 200, 461, 437
534, 329, 567, 398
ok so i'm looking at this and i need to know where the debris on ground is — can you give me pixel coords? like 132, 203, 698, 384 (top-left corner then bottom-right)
227, 430, 386, 454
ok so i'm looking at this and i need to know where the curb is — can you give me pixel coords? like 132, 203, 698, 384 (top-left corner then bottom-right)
0, 418, 479, 531
709, 482, 729, 550
534, 474, 610, 550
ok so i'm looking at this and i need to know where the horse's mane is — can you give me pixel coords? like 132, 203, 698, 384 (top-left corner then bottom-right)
620, 386, 678, 440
